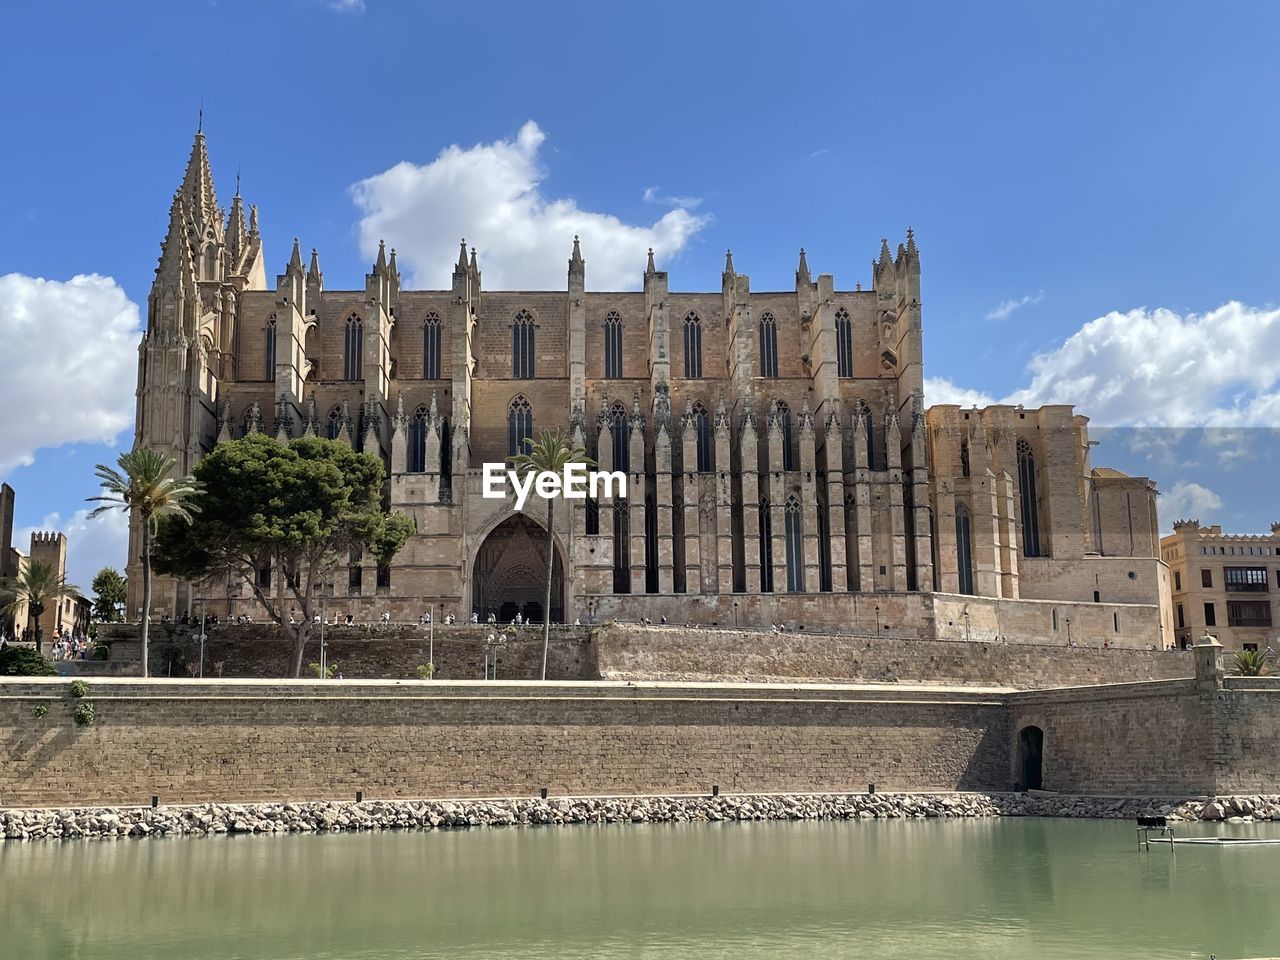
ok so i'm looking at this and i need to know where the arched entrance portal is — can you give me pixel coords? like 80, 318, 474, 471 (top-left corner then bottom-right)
472, 514, 565, 623
1018, 726, 1044, 791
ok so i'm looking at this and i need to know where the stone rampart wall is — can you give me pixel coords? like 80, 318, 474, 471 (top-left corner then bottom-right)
0, 679, 1009, 807
594, 625, 1192, 689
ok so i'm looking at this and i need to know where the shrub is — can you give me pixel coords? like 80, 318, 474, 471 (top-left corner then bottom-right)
73, 702, 95, 727
415, 663, 436, 680
68, 679, 90, 699
307, 661, 341, 679
1234, 649, 1269, 677
0, 646, 57, 677
33, 704, 48, 719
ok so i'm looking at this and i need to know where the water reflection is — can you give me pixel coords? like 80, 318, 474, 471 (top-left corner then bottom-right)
3, 818, 1279, 958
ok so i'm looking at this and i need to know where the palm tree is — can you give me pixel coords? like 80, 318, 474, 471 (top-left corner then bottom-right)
0, 560, 78, 655
509, 428, 594, 680
87, 448, 200, 678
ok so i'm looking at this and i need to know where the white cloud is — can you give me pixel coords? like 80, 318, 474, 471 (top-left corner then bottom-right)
15, 507, 130, 597
351, 121, 709, 291
934, 301, 1280, 432
985, 291, 1045, 320
924, 377, 995, 408
1158, 480, 1224, 533
0, 274, 141, 476
642, 186, 703, 209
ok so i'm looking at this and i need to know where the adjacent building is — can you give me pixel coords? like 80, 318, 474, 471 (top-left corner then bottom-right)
0, 485, 90, 640
127, 130, 1172, 647
1163, 521, 1280, 651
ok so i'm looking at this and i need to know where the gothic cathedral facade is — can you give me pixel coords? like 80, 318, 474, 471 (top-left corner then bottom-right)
128, 132, 1172, 647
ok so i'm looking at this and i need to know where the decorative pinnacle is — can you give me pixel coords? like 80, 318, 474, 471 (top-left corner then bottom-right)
457, 238, 468, 269
724, 249, 734, 275
646, 247, 656, 274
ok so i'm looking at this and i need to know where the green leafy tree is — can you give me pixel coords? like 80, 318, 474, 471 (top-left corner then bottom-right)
87, 448, 200, 678
508, 428, 593, 680
90, 567, 127, 623
151, 434, 414, 677
0, 645, 58, 676
0, 559, 79, 655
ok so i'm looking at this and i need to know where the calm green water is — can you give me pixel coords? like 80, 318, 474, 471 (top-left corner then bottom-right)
4, 818, 1280, 959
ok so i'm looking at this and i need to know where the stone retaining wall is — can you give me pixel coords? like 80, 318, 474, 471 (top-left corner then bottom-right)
0, 679, 1010, 808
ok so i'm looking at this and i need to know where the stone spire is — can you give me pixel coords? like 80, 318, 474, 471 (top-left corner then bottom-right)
723, 249, 735, 278
570, 235, 584, 269
155, 191, 196, 283
457, 238, 469, 270
906, 226, 918, 261
286, 237, 304, 277
308, 247, 322, 282
878, 238, 893, 268
179, 130, 219, 227
646, 247, 656, 275
469, 246, 479, 275
388, 247, 399, 279
373, 239, 387, 276
796, 248, 811, 286
226, 191, 247, 266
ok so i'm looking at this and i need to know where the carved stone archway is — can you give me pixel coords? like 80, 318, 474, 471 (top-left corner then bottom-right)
471, 514, 565, 623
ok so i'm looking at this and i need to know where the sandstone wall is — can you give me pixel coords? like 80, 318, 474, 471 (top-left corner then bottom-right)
0, 680, 1009, 807
594, 625, 1192, 689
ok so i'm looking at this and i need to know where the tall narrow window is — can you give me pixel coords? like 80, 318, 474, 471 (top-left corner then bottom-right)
835, 307, 853, 378
325, 405, 342, 440
1017, 439, 1042, 557
604, 311, 623, 378
759, 311, 779, 378
776, 401, 794, 471
759, 499, 774, 593
613, 505, 630, 593
423, 312, 442, 380
507, 395, 533, 457
683, 312, 703, 378
955, 502, 974, 595
264, 317, 277, 381
610, 402, 630, 474
960, 440, 970, 478
513, 310, 535, 379
343, 315, 363, 381
409, 405, 429, 473
784, 497, 805, 592
691, 401, 712, 472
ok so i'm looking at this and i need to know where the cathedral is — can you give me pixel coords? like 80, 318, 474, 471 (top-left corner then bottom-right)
129, 131, 1172, 647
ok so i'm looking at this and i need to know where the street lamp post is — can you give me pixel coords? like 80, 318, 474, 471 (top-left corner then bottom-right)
319, 595, 327, 677
875, 605, 881, 635
1065, 617, 1072, 645
197, 609, 207, 678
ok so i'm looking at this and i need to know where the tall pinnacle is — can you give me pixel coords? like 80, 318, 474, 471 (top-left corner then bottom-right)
309, 247, 322, 278
723, 249, 735, 276
646, 247, 656, 275
796, 248, 810, 285
179, 130, 218, 227
469, 246, 479, 274
878, 238, 893, 268
457, 238, 468, 270
374, 239, 387, 275
570, 234, 583, 268
287, 237, 304, 276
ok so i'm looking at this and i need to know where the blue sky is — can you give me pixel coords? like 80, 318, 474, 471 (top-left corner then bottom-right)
2, 0, 1279, 587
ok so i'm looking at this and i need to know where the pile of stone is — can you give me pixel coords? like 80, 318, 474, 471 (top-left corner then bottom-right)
5, 792, 1279, 841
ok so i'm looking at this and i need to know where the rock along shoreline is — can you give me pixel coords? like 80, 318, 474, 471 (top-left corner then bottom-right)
3, 792, 1276, 841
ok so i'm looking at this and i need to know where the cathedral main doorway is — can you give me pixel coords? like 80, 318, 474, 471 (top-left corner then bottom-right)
471, 514, 565, 623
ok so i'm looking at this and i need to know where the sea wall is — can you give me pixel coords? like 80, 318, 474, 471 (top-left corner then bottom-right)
0, 679, 1010, 808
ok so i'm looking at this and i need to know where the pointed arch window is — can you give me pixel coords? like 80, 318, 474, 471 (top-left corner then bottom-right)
513, 309, 535, 379
264, 317, 277, 382
508, 395, 533, 457
409, 405, 430, 473
604, 311, 623, 379
784, 497, 805, 593
1017, 439, 1042, 557
691, 401, 712, 472
610, 402, 630, 474
343, 315, 363, 381
423, 313, 442, 380
325, 405, 343, 440
960, 439, 970, 478
683, 312, 703, 378
956, 502, 975, 595
776, 401, 795, 471
835, 307, 854, 378
759, 311, 779, 378
759, 498, 774, 593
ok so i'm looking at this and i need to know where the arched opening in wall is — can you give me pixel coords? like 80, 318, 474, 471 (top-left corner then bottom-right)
471, 514, 565, 623
1017, 725, 1044, 791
